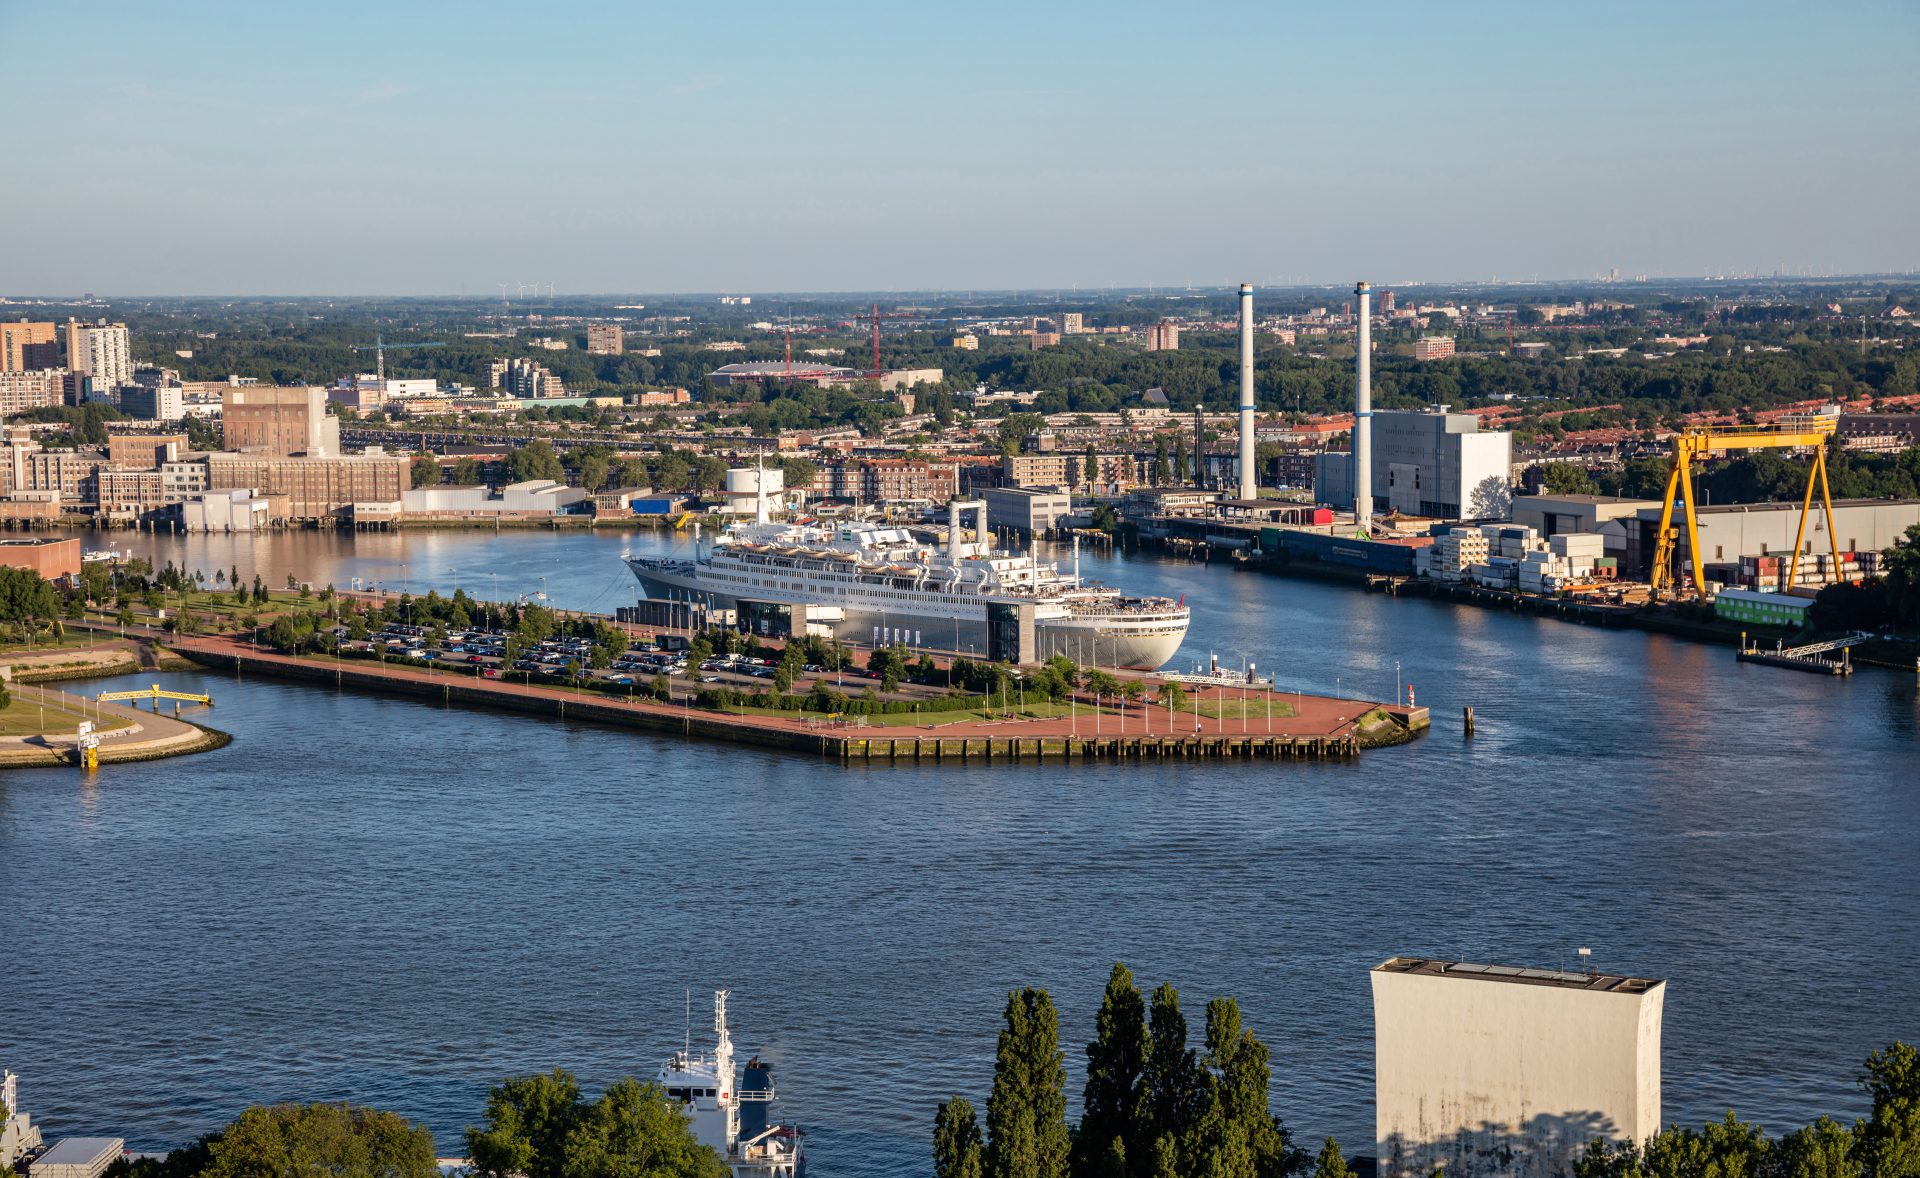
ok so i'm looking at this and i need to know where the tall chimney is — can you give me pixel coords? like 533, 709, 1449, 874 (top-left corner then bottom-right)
1353, 280, 1373, 529
1238, 282, 1256, 501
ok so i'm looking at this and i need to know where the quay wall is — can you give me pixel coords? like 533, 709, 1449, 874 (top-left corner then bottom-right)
171, 642, 1370, 763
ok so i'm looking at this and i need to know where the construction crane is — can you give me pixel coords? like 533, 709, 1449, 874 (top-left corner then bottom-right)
1649, 415, 1841, 599
352, 333, 447, 382
856, 304, 919, 378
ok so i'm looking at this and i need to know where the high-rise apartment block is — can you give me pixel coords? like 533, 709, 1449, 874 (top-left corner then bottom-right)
221, 386, 340, 456
1373, 956, 1664, 1178
1146, 320, 1181, 351
64, 319, 133, 389
1413, 335, 1457, 361
487, 357, 567, 398
1, 320, 59, 372
0, 370, 67, 415
586, 324, 624, 355
1061, 312, 1084, 335
1382, 290, 1397, 314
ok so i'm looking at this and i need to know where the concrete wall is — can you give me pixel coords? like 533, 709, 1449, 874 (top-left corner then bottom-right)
1373, 961, 1663, 1178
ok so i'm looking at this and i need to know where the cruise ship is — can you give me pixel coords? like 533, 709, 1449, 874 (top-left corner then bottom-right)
626, 498, 1190, 669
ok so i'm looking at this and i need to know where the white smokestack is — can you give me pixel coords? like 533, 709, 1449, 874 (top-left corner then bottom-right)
1353, 280, 1373, 529
1238, 282, 1256, 502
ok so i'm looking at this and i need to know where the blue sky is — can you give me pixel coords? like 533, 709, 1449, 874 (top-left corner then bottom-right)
2, 0, 1915, 295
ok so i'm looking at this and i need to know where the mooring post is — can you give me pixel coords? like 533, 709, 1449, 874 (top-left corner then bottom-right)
1464, 705, 1476, 737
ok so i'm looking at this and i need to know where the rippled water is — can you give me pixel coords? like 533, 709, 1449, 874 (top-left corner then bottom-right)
3, 528, 1916, 1175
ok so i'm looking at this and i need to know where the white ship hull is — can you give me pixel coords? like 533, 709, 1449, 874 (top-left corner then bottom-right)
629, 559, 1186, 669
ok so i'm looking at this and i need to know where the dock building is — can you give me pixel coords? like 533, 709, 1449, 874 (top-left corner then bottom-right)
1373, 956, 1664, 1178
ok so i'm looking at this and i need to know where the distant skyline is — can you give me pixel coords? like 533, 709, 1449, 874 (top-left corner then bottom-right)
3, 1, 1917, 296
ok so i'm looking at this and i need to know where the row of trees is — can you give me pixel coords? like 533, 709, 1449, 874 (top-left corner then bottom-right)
935, 965, 1309, 1178
1572, 1042, 1920, 1178
107, 1072, 727, 1178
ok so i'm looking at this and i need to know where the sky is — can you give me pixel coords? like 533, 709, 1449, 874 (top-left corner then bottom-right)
2, 0, 1917, 296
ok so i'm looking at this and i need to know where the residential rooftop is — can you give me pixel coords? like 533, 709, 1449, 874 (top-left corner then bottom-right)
1374, 955, 1663, 995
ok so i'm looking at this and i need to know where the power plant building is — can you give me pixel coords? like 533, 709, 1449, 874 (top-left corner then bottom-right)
1372, 956, 1665, 1178
1316, 408, 1513, 521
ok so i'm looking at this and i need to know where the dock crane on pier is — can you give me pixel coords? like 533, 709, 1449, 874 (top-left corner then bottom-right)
352, 334, 447, 382
1649, 415, 1842, 599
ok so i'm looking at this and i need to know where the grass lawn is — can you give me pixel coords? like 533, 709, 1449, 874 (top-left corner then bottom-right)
0, 630, 113, 655
1187, 696, 1299, 720
0, 694, 136, 738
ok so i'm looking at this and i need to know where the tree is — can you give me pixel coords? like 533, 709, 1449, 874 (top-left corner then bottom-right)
506, 440, 566, 484
1076, 964, 1148, 1178
1085, 444, 1101, 490
1882, 524, 1920, 628
985, 988, 1070, 1178
558, 1077, 727, 1178
936, 1097, 987, 1178
1542, 463, 1601, 496
1156, 681, 1187, 712
1764, 1117, 1858, 1178
1855, 1041, 1920, 1177
411, 453, 442, 488
1311, 1138, 1352, 1178
578, 454, 612, 493
469, 1071, 586, 1178
202, 1103, 436, 1178
450, 456, 486, 485
1138, 983, 1204, 1176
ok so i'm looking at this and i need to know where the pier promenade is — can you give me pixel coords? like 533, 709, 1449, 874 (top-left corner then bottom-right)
170, 635, 1427, 762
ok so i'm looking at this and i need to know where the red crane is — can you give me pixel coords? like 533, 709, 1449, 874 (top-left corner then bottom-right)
858, 303, 919, 378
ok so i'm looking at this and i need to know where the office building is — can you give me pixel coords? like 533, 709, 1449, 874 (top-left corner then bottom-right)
1, 320, 59, 372
0, 369, 66, 414
1373, 956, 1664, 1178
1146, 320, 1181, 351
984, 486, 1072, 534
586, 324, 624, 355
121, 382, 186, 422
64, 319, 133, 389
1315, 408, 1512, 520
1413, 335, 1456, 361
221, 386, 340, 456
952, 334, 979, 350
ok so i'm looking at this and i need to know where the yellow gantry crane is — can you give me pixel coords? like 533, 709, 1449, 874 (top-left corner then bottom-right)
1649, 416, 1841, 599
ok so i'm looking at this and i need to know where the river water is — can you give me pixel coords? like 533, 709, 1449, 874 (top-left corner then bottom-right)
3, 528, 1916, 1175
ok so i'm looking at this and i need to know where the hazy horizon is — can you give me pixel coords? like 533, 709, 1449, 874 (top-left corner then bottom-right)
5, 0, 1917, 297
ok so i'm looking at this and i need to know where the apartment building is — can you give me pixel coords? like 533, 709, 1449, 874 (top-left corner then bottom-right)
1145, 320, 1181, 351
65, 319, 133, 388
586, 324, 624, 355
1413, 336, 1457, 361
0, 369, 66, 414
0, 320, 59, 371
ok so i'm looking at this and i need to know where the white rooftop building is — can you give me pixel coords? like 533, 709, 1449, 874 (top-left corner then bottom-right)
1373, 956, 1665, 1178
